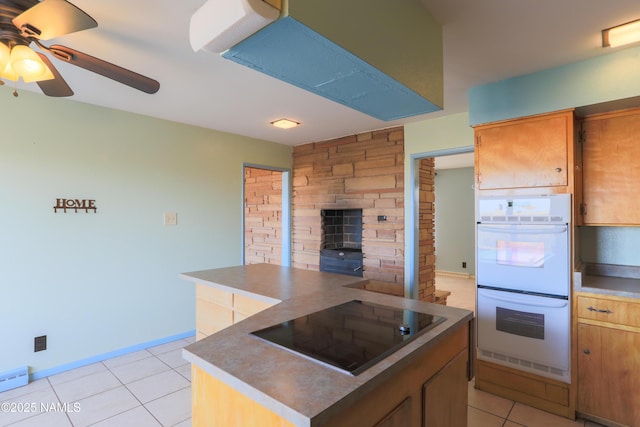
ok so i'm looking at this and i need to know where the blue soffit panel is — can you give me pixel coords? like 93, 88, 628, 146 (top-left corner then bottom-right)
222, 17, 441, 121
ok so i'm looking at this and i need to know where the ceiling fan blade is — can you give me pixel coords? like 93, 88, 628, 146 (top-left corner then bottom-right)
36, 53, 74, 97
13, 0, 97, 40
49, 45, 160, 94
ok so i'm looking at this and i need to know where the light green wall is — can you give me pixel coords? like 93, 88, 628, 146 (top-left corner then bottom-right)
286, 0, 443, 106
405, 112, 474, 155
0, 90, 291, 376
434, 167, 475, 275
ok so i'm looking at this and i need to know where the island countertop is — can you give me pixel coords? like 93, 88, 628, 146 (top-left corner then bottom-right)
181, 264, 474, 427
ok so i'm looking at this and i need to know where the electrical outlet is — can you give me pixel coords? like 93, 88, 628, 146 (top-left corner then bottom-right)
34, 335, 47, 352
462, 262, 467, 268
163, 212, 178, 226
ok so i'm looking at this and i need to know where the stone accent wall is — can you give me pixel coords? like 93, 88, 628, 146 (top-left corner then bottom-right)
418, 158, 436, 302
244, 167, 283, 265
292, 127, 405, 285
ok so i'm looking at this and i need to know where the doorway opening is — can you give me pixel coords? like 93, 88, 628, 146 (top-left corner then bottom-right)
407, 147, 475, 310
243, 164, 291, 266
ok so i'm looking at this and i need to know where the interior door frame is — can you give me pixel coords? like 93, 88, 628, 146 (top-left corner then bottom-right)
242, 163, 292, 266
405, 146, 474, 299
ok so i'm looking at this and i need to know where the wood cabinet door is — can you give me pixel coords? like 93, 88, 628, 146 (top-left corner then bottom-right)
423, 350, 468, 427
577, 323, 640, 426
373, 398, 412, 427
475, 112, 570, 190
581, 108, 640, 225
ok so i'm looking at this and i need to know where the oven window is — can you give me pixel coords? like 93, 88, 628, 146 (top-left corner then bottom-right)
496, 307, 544, 340
496, 241, 545, 267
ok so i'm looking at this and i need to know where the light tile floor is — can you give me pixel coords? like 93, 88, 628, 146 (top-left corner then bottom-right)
0, 337, 193, 427
436, 273, 477, 313
0, 281, 607, 426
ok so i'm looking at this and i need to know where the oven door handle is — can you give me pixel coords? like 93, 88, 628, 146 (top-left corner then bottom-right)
480, 289, 569, 308
477, 225, 567, 234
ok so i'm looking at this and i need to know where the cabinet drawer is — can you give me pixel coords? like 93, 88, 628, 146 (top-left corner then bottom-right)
196, 283, 233, 308
577, 296, 640, 328
234, 294, 275, 318
196, 299, 234, 337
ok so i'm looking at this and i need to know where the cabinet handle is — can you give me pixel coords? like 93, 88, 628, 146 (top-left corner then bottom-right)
583, 349, 590, 355
587, 306, 612, 314
555, 167, 562, 173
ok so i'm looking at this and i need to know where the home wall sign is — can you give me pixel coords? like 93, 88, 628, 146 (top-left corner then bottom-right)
54, 198, 97, 213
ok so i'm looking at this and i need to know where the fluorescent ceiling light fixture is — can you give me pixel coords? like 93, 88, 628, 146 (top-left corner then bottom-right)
602, 19, 640, 47
271, 118, 300, 129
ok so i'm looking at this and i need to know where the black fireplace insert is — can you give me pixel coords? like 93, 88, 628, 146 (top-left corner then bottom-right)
320, 247, 363, 277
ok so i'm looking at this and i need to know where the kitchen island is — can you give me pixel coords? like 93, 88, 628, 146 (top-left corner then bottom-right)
181, 264, 474, 427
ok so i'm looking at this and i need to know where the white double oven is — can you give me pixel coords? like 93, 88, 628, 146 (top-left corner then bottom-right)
476, 194, 571, 383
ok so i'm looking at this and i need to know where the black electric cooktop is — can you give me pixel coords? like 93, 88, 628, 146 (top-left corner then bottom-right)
250, 300, 445, 375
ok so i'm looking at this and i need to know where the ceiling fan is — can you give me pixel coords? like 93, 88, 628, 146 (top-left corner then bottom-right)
0, 0, 160, 97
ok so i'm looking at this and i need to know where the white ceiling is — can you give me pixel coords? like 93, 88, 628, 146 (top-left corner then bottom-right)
7, 0, 640, 146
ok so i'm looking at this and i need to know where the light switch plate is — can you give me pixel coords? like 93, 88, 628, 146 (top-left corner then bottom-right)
164, 212, 178, 226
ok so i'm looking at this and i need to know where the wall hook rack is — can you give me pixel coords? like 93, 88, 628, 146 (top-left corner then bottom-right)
53, 198, 97, 213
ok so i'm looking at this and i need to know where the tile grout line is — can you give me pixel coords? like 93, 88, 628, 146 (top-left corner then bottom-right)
102, 347, 192, 427
53, 360, 128, 427
97, 354, 169, 427
46, 375, 75, 427
83, 360, 139, 427
148, 349, 192, 427
502, 400, 517, 426
134, 353, 189, 427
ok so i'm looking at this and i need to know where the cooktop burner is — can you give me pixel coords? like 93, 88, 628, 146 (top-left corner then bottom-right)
250, 300, 445, 375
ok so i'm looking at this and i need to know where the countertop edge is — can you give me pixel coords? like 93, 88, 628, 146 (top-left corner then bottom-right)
183, 350, 311, 427
574, 270, 640, 299
180, 272, 284, 305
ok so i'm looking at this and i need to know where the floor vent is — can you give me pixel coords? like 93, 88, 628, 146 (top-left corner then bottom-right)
479, 349, 568, 382
0, 366, 29, 393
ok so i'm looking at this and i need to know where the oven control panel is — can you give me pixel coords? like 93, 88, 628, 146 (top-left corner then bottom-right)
477, 194, 571, 224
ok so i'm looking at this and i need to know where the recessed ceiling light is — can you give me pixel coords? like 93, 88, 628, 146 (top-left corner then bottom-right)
602, 19, 640, 48
270, 118, 300, 129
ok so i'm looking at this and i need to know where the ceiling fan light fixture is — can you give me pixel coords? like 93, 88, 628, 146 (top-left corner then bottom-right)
602, 19, 640, 47
0, 43, 10, 72
21, 61, 54, 83
0, 62, 19, 82
10, 45, 53, 82
271, 118, 300, 129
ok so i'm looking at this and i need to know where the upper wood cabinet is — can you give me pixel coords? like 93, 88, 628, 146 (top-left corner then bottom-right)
474, 110, 574, 191
581, 108, 640, 225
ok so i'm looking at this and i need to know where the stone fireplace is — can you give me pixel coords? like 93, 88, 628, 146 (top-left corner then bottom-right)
319, 209, 364, 277
291, 127, 406, 286
290, 127, 439, 303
